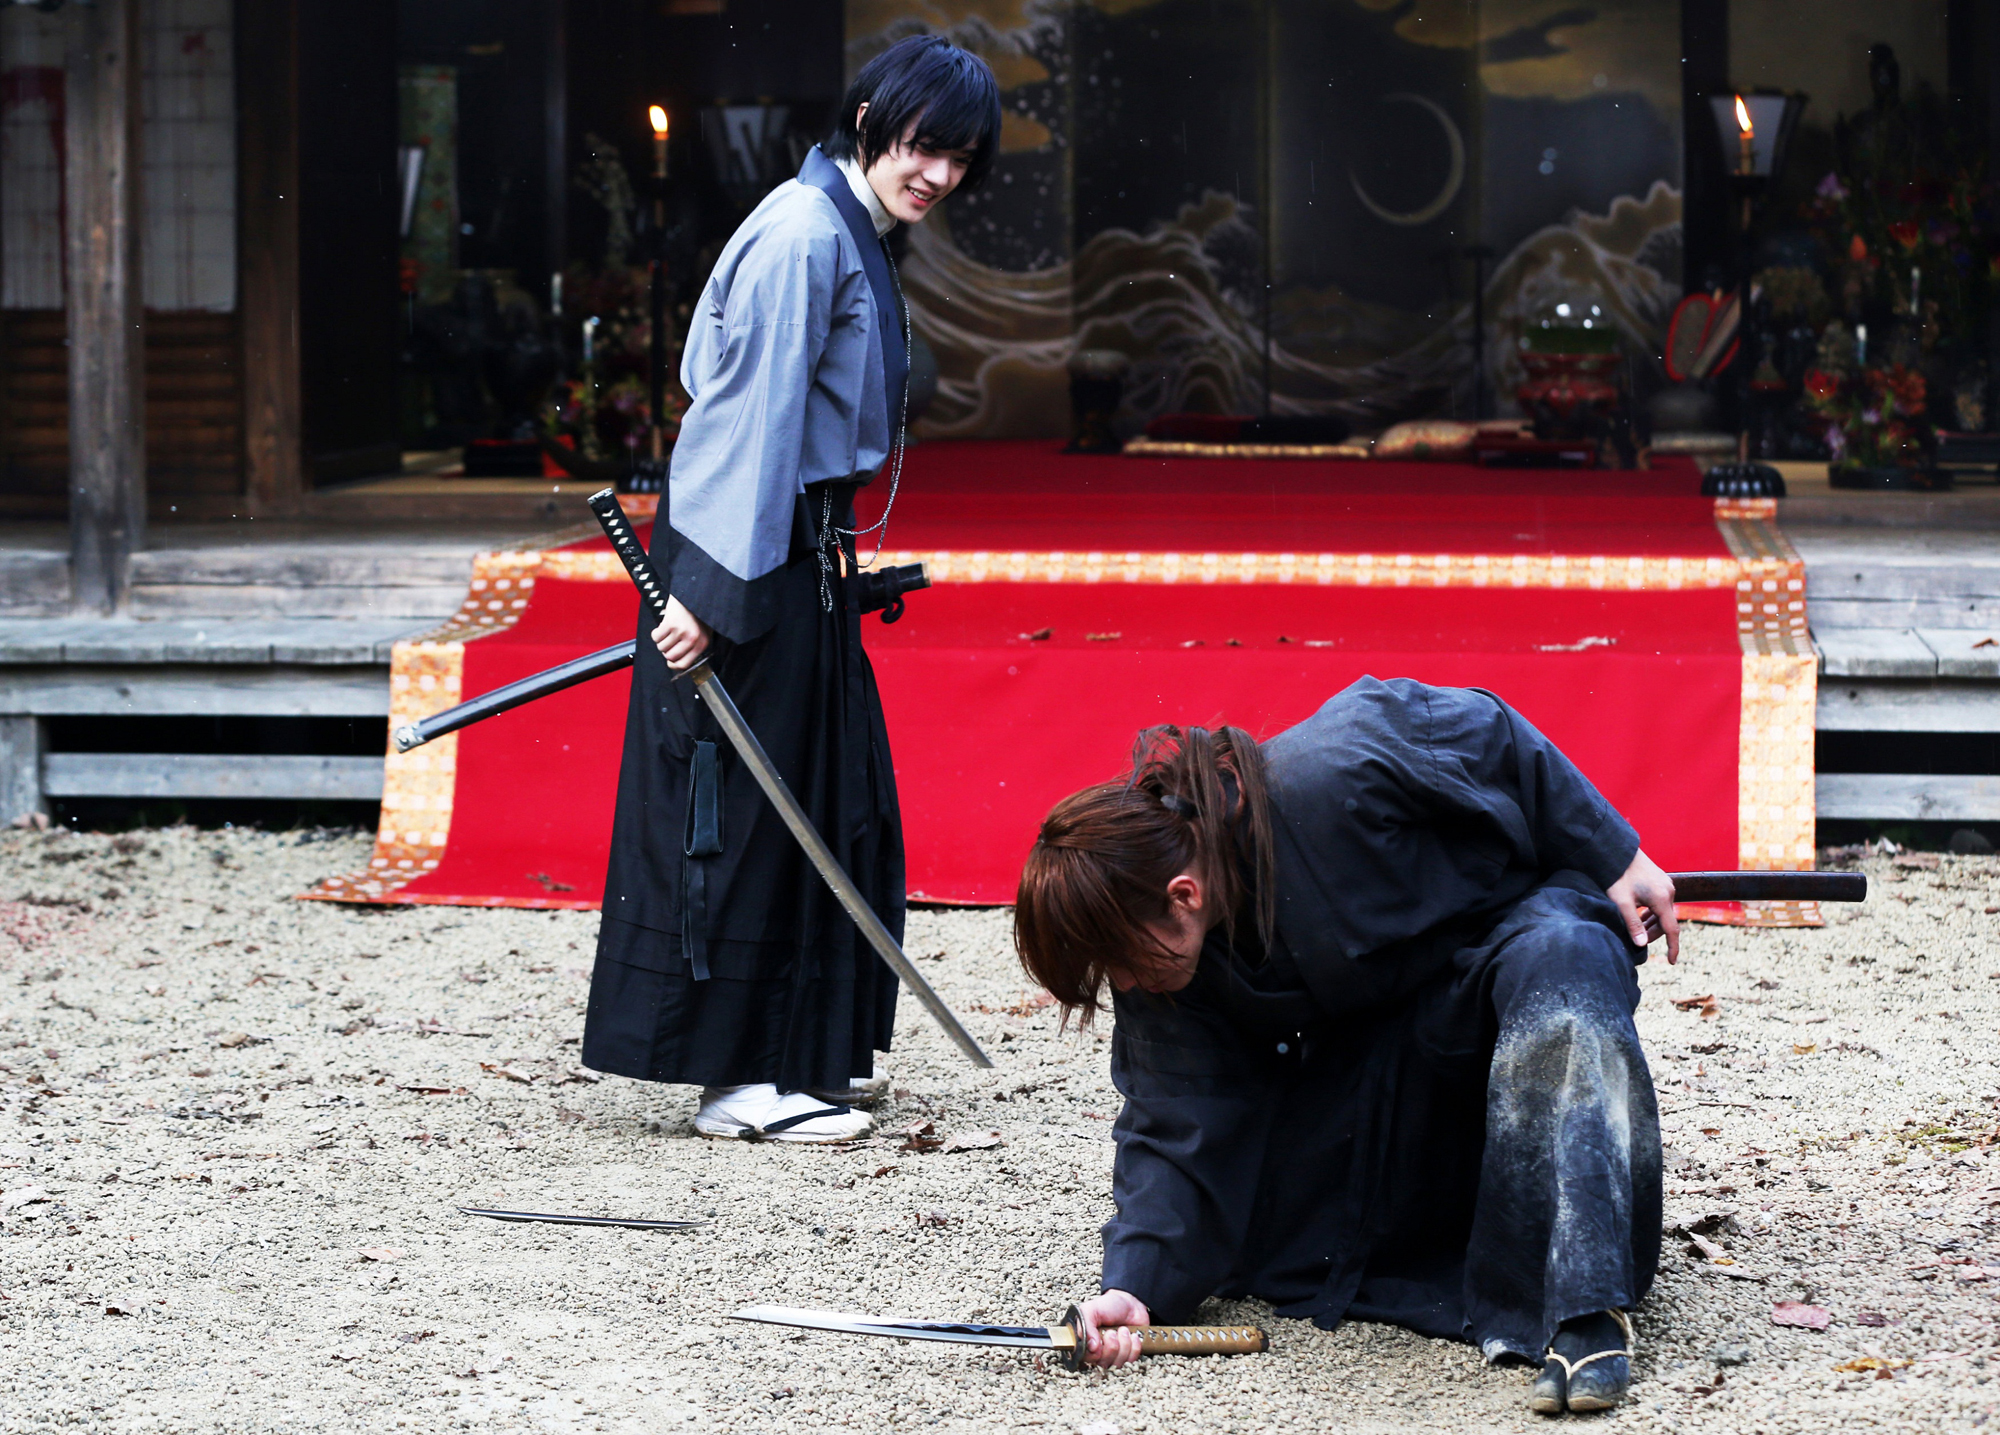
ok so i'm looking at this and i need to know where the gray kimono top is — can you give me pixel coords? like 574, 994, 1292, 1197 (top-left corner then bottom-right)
667, 147, 901, 643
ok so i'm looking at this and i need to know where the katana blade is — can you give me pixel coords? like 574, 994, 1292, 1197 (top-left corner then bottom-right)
732, 1306, 1060, 1352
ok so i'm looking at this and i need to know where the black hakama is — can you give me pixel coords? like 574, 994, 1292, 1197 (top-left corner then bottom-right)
582, 486, 903, 1094
1100, 679, 1664, 1361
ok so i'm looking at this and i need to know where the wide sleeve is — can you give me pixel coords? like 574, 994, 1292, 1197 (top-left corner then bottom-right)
1267, 678, 1642, 971
1100, 989, 1276, 1323
665, 227, 838, 644
1424, 685, 1639, 891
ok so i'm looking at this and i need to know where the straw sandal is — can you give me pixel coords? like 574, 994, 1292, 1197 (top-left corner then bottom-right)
1528, 1308, 1633, 1415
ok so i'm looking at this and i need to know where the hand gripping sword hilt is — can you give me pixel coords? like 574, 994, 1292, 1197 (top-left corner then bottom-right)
1057, 1305, 1269, 1370
587, 487, 671, 621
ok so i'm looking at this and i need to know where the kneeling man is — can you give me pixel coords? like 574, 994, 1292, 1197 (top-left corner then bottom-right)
1015, 678, 1674, 1414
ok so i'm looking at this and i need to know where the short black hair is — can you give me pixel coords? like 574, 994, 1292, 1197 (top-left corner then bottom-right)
826, 35, 1002, 194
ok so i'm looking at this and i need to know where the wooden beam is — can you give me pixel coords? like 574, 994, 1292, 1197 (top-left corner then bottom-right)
0, 666, 391, 719
64, 0, 146, 613
1817, 773, 2000, 823
238, 0, 305, 514
41, 752, 384, 801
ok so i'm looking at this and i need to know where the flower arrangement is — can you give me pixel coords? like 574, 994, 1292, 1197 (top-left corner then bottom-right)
538, 264, 686, 465
1802, 88, 1998, 362
1802, 363, 1928, 469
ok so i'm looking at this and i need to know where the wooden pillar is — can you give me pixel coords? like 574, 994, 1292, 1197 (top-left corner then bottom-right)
1680, 0, 1731, 298
545, 0, 569, 309
65, 0, 146, 614
0, 717, 47, 827
238, 0, 305, 515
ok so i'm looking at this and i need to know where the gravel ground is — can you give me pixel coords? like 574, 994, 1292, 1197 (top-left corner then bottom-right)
1, 825, 1997, 1433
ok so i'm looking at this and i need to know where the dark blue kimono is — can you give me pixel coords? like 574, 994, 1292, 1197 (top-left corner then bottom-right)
1102, 678, 1663, 1363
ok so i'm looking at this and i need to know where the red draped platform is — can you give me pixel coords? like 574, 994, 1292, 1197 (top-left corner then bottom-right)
307, 442, 1817, 923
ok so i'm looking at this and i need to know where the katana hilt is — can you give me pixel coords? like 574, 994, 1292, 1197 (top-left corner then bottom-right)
852, 562, 931, 624
1055, 1305, 1269, 1370
588, 487, 671, 620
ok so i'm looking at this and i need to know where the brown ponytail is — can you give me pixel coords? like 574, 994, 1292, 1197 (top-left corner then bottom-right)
1014, 724, 1275, 1023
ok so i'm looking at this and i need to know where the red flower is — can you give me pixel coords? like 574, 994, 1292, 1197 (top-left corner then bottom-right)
1889, 220, 1921, 250
1849, 235, 1870, 262
1804, 370, 1841, 402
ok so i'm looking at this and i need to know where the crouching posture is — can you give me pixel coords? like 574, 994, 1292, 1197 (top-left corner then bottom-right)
1015, 678, 1675, 1414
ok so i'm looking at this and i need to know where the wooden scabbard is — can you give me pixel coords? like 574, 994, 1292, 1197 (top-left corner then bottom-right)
1668, 871, 1867, 904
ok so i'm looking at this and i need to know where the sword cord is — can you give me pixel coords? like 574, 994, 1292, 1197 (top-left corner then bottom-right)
819, 236, 911, 611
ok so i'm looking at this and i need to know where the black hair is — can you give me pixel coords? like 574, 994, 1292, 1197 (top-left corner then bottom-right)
825, 35, 1002, 194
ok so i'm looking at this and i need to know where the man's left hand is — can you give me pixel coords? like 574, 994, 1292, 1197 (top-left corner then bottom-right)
1607, 849, 1679, 963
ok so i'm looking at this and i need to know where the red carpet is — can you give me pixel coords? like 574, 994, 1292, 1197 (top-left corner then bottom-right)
310, 442, 1803, 913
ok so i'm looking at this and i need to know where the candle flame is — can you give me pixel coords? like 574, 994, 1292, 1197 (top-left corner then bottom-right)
649, 105, 669, 139
1734, 95, 1752, 135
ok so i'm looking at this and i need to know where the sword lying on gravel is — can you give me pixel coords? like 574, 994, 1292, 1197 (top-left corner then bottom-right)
459, 1207, 705, 1232
731, 1305, 1268, 1370
581, 487, 992, 1070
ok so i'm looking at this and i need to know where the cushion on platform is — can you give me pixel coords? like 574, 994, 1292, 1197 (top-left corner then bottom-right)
1374, 420, 1478, 461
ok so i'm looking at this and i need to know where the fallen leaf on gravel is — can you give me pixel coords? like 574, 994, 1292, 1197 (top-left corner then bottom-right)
1894, 853, 1941, 870
398, 1085, 462, 1096
479, 1064, 535, 1084
1672, 994, 1720, 1019
901, 1133, 944, 1153
1700, 1127, 1722, 1136
1956, 1266, 1991, 1283
555, 1108, 585, 1124
1771, 1301, 1831, 1330
868, 1165, 897, 1178
916, 1209, 950, 1226
894, 1120, 935, 1139
0, 1187, 53, 1211
104, 1303, 136, 1317
940, 1132, 1003, 1153
1793, 1042, 1819, 1055
1686, 1232, 1731, 1261
357, 1247, 406, 1262
1834, 1356, 1910, 1372
1856, 1311, 1889, 1326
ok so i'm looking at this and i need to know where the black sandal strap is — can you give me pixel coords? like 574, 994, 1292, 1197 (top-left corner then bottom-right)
759, 1104, 852, 1135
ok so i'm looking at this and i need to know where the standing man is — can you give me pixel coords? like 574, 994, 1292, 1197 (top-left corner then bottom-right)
581, 37, 1000, 1143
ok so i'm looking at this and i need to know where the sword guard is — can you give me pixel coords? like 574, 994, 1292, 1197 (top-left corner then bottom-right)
1057, 1306, 1088, 1372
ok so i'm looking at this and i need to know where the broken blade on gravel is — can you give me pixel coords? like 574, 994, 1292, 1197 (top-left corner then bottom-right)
458, 1207, 705, 1231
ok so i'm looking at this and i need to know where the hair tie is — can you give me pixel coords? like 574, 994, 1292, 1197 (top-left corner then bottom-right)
1159, 793, 1198, 820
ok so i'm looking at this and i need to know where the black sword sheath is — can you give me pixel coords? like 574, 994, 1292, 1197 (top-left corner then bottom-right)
391, 566, 929, 754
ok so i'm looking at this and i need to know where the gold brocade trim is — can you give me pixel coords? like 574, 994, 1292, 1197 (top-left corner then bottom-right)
306, 494, 1824, 921
301, 501, 650, 905
1122, 438, 1376, 461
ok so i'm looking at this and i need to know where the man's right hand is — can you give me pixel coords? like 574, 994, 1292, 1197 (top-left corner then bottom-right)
1075, 1289, 1151, 1369
652, 595, 711, 671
